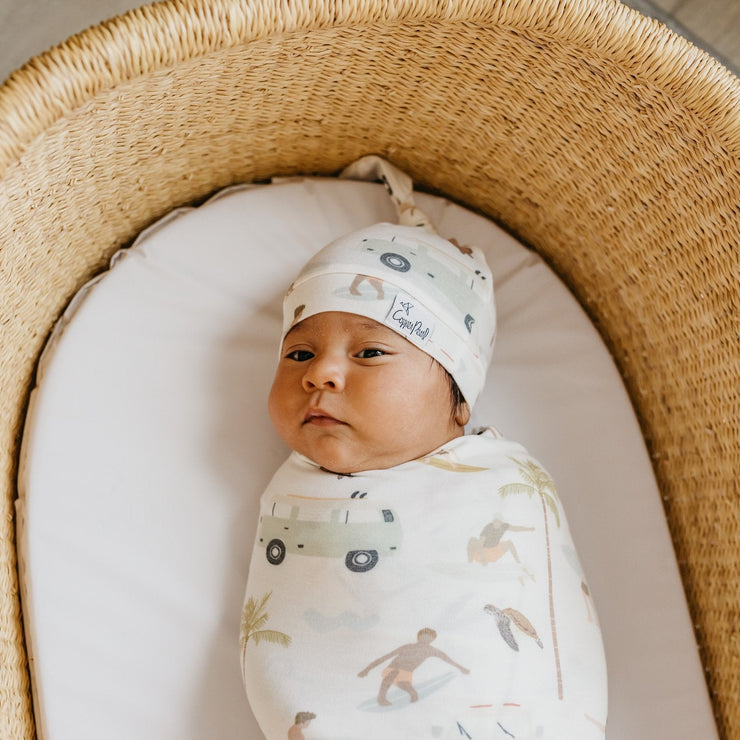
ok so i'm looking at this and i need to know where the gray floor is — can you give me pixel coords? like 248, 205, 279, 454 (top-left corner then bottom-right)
0, 1, 146, 84
0, 0, 738, 86
623, 0, 740, 74
651, 0, 740, 71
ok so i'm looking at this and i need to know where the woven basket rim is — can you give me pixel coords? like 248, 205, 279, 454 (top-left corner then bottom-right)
2, 2, 739, 737
1, 0, 739, 175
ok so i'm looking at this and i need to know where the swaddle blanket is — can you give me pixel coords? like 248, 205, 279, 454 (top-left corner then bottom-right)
242, 429, 607, 740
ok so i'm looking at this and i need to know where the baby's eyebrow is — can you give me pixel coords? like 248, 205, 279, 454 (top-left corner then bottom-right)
283, 322, 313, 340
357, 321, 387, 333
283, 317, 391, 342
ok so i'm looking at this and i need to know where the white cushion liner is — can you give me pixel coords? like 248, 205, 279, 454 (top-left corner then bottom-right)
17, 179, 717, 740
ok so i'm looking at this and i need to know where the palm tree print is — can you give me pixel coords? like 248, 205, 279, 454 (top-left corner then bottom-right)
498, 458, 563, 700
240, 591, 292, 673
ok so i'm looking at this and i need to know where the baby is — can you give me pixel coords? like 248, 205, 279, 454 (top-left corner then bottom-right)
241, 190, 607, 739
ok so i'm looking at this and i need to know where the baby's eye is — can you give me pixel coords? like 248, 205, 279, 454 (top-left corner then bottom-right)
356, 348, 386, 359
286, 349, 314, 362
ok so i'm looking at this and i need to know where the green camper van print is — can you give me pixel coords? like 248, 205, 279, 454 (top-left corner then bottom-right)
258, 495, 401, 572
361, 237, 488, 333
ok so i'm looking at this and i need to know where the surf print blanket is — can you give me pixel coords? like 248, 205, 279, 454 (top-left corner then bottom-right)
241, 429, 607, 740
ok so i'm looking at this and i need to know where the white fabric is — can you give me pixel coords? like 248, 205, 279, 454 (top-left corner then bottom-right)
243, 433, 608, 740
16, 178, 718, 740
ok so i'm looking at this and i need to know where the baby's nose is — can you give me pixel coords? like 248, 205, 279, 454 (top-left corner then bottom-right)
302, 356, 346, 392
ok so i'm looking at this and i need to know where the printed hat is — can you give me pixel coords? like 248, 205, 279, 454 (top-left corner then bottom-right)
282, 222, 496, 407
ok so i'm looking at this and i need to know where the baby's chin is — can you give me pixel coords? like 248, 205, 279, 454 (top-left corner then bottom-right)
294, 441, 410, 476
301, 451, 386, 476
288, 428, 466, 475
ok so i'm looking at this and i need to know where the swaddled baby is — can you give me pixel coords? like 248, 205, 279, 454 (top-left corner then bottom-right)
241, 167, 607, 740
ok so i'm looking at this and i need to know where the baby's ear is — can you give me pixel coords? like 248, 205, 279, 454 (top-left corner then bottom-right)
456, 402, 471, 427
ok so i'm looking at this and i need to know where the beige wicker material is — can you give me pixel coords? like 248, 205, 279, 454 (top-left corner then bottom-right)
0, 0, 738, 737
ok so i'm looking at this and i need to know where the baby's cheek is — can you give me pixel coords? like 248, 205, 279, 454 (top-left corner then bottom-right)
267, 403, 296, 451
267, 379, 290, 426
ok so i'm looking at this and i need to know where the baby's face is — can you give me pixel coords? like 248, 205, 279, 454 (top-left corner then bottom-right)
268, 311, 464, 474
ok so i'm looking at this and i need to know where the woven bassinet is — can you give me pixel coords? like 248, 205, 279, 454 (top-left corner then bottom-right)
0, 0, 738, 737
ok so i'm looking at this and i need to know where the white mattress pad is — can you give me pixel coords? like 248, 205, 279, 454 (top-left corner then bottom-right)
16, 178, 717, 739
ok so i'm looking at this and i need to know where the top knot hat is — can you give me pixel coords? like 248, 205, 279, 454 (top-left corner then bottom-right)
282, 157, 497, 408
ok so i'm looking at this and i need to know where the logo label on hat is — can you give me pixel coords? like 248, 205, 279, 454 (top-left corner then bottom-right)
384, 292, 435, 347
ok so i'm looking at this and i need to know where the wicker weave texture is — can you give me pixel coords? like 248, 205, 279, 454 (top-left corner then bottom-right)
0, 1, 738, 738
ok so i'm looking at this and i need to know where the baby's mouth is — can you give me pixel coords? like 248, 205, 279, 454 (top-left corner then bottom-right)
303, 410, 345, 426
